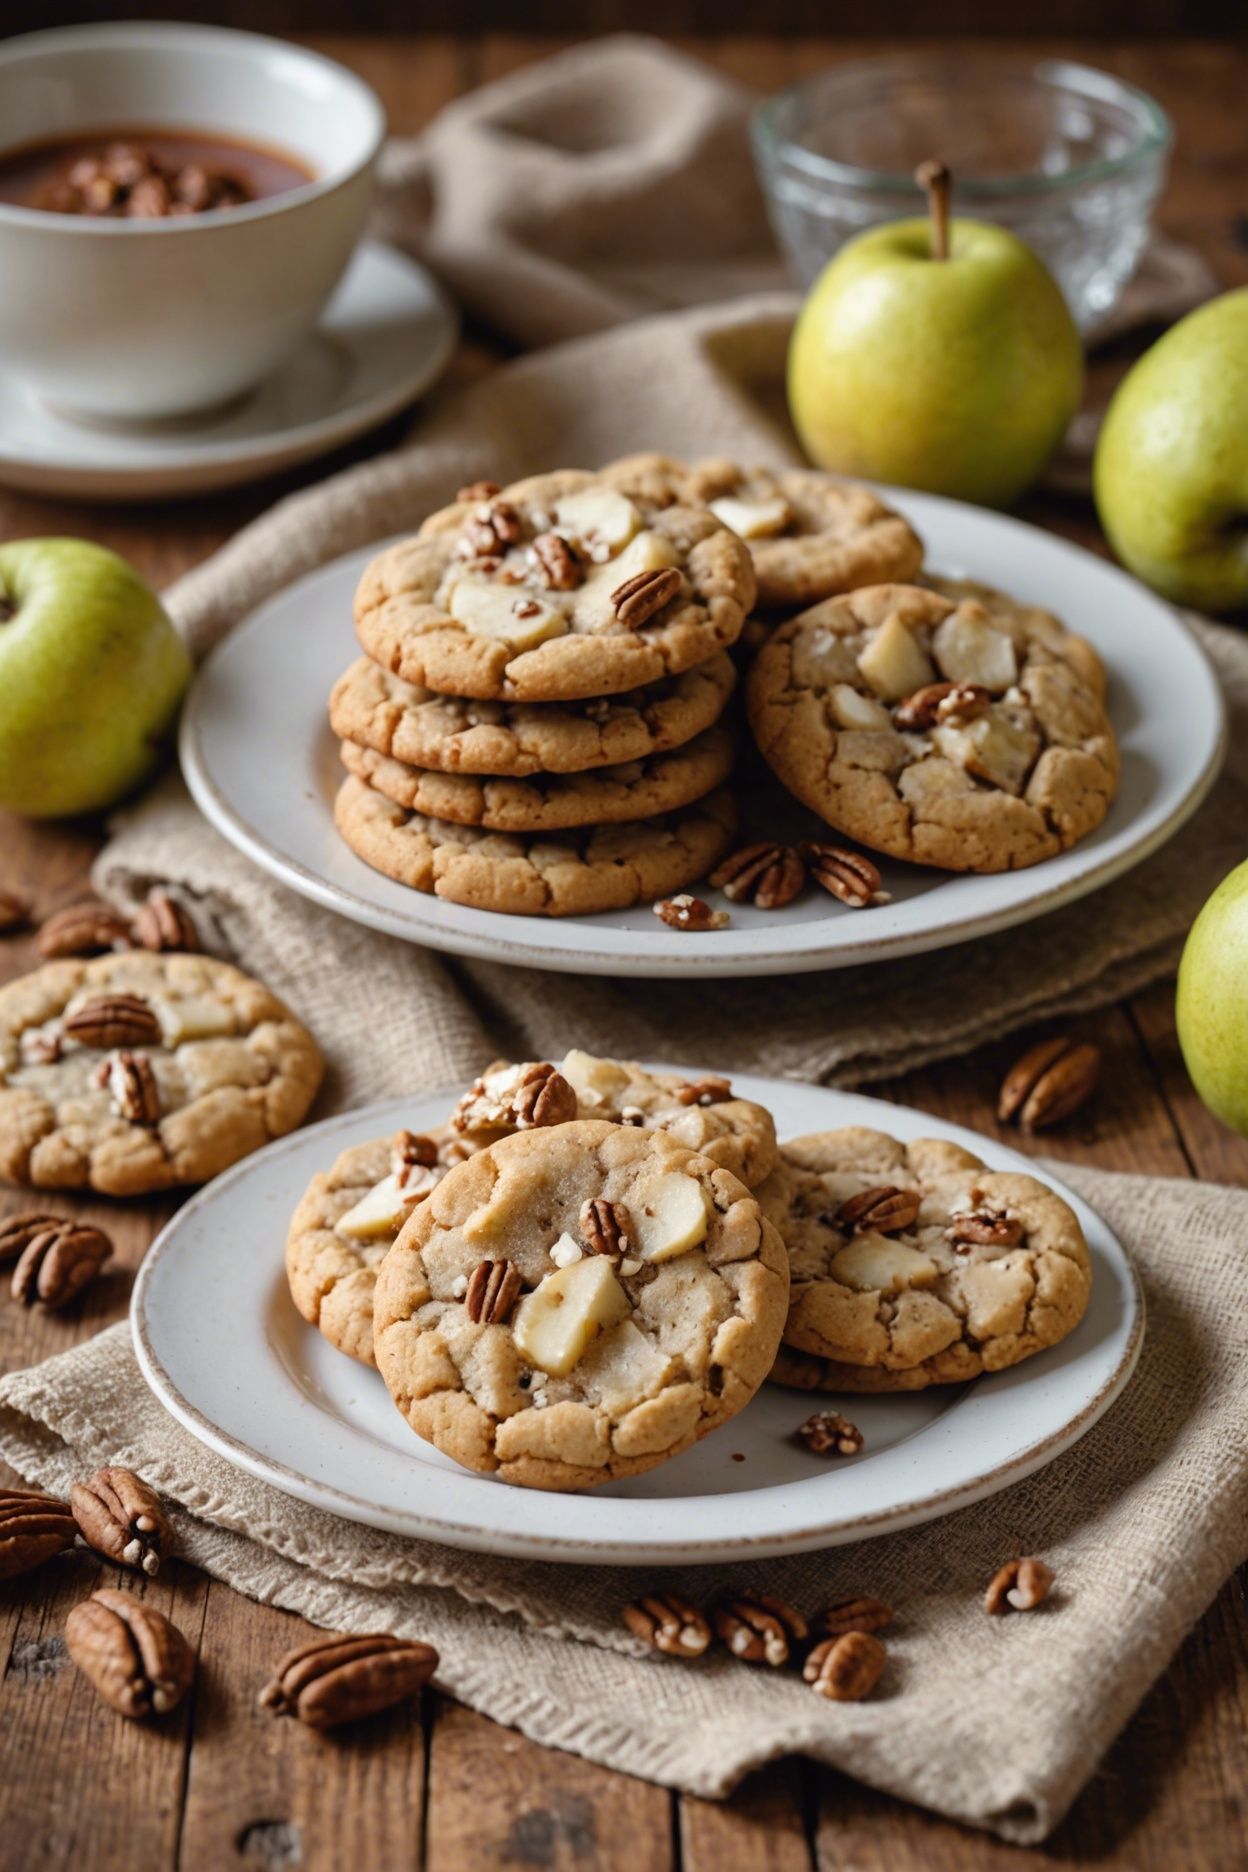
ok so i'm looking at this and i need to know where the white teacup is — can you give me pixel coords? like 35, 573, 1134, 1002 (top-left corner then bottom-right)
0, 23, 385, 424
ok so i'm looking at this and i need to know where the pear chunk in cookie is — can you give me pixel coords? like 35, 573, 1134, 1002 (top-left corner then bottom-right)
372, 1120, 789, 1491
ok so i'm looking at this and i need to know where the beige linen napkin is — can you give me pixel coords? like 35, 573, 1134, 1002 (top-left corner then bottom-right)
2, 1161, 1246, 1844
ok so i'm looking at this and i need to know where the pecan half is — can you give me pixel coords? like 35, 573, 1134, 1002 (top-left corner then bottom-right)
612, 566, 683, 630
948, 1204, 1024, 1251
804, 1631, 886, 1702
895, 680, 991, 731
36, 902, 133, 959
712, 1592, 808, 1668
132, 888, 200, 954
621, 1591, 710, 1658
652, 894, 730, 932
65, 1589, 195, 1718
998, 1037, 1101, 1132
465, 1259, 523, 1325
259, 1631, 438, 1728
71, 1467, 168, 1576
511, 1062, 578, 1129
530, 531, 581, 591
801, 842, 888, 910
104, 1051, 161, 1125
63, 993, 161, 1049
10, 1219, 112, 1309
985, 1556, 1054, 1615
581, 1197, 630, 1262
835, 1185, 920, 1235
0, 888, 31, 933
456, 479, 501, 503
708, 841, 806, 910
675, 1075, 733, 1106
797, 1411, 864, 1457
0, 1487, 77, 1579
0, 1211, 66, 1263
816, 1597, 894, 1637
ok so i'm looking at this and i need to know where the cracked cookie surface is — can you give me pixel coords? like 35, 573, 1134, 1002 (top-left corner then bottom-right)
0, 953, 322, 1196
747, 583, 1119, 873
373, 1119, 789, 1490
757, 1126, 1091, 1388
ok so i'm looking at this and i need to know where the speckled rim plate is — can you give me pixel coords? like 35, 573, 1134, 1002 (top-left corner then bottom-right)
131, 1074, 1143, 1567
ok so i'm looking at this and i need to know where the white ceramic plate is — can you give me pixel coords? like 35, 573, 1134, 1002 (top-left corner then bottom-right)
180, 489, 1225, 977
131, 1075, 1143, 1567
0, 240, 457, 500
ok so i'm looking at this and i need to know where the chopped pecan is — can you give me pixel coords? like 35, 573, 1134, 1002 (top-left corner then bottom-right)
465, 1259, 523, 1325
581, 1197, 631, 1262
708, 841, 806, 910
895, 680, 991, 730
816, 1597, 894, 1637
63, 993, 161, 1049
36, 902, 133, 959
456, 479, 501, 503
835, 1185, 920, 1235
652, 894, 729, 932
530, 531, 581, 591
675, 1076, 733, 1106
10, 1218, 112, 1309
797, 1411, 864, 1457
622, 1591, 710, 1658
65, 1589, 195, 1718
463, 499, 523, 555
0, 888, 31, 933
804, 1631, 886, 1701
998, 1037, 1101, 1132
612, 566, 683, 629
0, 1487, 77, 1579
132, 888, 200, 954
259, 1631, 438, 1729
21, 1028, 63, 1065
948, 1204, 1024, 1250
985, 1555, 1054, 1615
712, 1592, 808, 1668
801, 842, 888, 910
104, 1051, 161, 1125
71, 1467, 168, 1576
391, 1130, 439, 1171
511, 1062, 578, 1129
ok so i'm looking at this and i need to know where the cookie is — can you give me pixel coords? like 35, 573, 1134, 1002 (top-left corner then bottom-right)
450, 1051, 777, 1188
923, 575, 1108, 702
0, 952, 322, 1197
333, 774, 737, 916
758, 1126, 1092, 1388
338, 721, 734, 833
606, 453, 924, 608
285, 1126, 471, 1367
354, 469, 755, 704
373, 1119, 789, 1490
329, 653, 736, 778
747, 583, 1119, 873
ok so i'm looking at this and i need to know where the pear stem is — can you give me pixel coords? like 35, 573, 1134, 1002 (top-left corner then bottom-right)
915, 159, 952, 262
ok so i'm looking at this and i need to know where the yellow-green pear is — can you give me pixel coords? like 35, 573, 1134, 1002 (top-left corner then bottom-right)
1176, 857, 1248, 1136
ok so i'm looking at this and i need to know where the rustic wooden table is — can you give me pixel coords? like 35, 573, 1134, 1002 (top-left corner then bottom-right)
2, 32, 1246, 1872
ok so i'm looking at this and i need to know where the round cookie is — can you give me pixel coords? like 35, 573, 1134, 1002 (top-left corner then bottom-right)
0, 952, 322, 1197
338, 721, 734, 833
449, 1051, 777, 1188
333, 774, 737, 917
354, 469, 756, 704
329, 652, 736, 778
757, 1126, 1092, 1388
373, 1119, 789, 1491
747, 583, 1119, 873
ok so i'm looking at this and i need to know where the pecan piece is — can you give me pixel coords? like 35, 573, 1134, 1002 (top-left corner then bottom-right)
103, 1050, 162, 1125
581, 1197, 631, 1262
797, 1411, 864, 1457
456, 479, 501, 503
652, 894, 729, 932
985, 1556, 1054, 1615
895, 680, 991, 730
675, 1075, 733, 1106
612, 566, 683, 630
71, 1467, 168, 1576
801, 842, 888, 910
948, 1203, 1024, 1250
10, 1219, 112, 1309
65, 1589, 195, 1718
465, 1259, 523, 1325
712, 1592, 808, 1668
63, 993, 160, 1049
0, 888, 31, 933
835, 1185, 920, 1235
804, 1631, 886, 1702
132, 888, 200, 954
708, 842, 806, 910
259, 1631, 438, 1729
36, 902, 133, 959
392, 1129, 439, 1172
0, 1210, 66, 1264
0, 1487, 77, 1579
463, 499, 523, 555
622, 1591, 710, 1658
530, 531, 582, 591
511, 1062, 578, 1129
816, 1597, 894, 1637
998, 1037, 1101, 1132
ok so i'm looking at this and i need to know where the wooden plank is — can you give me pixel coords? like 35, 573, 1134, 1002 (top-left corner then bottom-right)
681, 1757, 814, 1872
1128, 981, 1248, 1188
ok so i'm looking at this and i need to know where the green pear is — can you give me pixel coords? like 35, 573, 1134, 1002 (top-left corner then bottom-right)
787, 162, 1083, 508
1094, 289, 1248, 614
1176, 857, 1248, 1136
0, 538, 191, 819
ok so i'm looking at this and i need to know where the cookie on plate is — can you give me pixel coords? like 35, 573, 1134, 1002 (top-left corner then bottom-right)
333, 774, 737, 916
758, 1126, 1092, 1389
329, 652, 737, 778
354, 469, 756, 704
338, 720, 734, 833
373, 1119, 789, 1490
0, 953, 322, 1196
747, 583, 1119, 873
449, 1051, 777, 1188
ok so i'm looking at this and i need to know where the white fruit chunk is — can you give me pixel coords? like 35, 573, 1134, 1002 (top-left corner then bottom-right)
512, 1256, 631, 1377
156, 997, 237, 1046
577, 1319, 675, 1415
558, 1048, 631, 1110
830, 1231, 938, 1294
932, 609, 1018, 693
856, 614, 935, 701
336, 1174, 417, 1242
447, 574, 568, 650
708, 494, 792, 540
829, 683, 892, 732
573, 530, 681, 631
932, 714, 1040, 796
553, 487, 640, 554
632, 1171, 710, 1263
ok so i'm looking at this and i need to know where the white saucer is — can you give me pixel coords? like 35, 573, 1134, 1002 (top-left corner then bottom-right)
0, 239, 457, 501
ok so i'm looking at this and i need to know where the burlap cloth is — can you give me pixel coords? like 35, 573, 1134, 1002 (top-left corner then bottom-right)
1, 36, 1244, 1845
